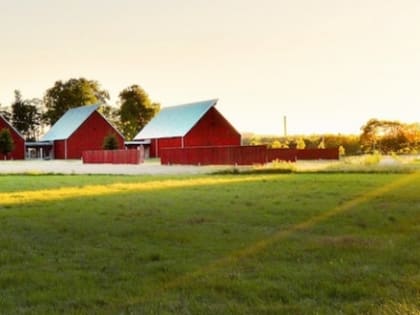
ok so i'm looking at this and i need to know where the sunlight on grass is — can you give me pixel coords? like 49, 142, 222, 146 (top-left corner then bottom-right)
377, 300, 420, 315
132, 171, 420, 304
0, 175, 275, 206
0, 172, 419, 313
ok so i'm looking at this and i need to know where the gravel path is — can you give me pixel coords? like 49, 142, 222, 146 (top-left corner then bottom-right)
0, 160, 226, 175
4, 156, 415, 175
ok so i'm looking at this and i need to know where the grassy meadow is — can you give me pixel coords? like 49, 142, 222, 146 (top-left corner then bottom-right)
0, 170, 419, 314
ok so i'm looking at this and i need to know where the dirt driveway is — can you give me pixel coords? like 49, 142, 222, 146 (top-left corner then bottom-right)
0, 160, 225, 175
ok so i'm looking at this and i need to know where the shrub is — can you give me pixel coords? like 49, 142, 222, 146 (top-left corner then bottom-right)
102, 133, 119, 150
363, 151, 382, 165
0, 128, 14, 158
270, 140, 281, 149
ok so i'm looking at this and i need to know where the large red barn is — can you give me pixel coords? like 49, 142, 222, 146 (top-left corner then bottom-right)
134, 99, 241, 157
0, 115, 25, 160
41, 105, 124, 159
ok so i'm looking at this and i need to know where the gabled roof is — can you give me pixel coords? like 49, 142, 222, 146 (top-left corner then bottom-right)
134, 99, 218, 140
41, 105, 99, 141
0, 114, 25, 140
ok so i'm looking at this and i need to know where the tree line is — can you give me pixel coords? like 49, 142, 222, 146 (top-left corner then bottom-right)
1, 77, 419, 156
243, 118, 420, 156
0, 77, 160, 141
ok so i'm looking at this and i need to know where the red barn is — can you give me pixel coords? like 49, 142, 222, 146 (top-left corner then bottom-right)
41, 105, 124, 159
0, 115, 25, 160
134, 99, 241, 158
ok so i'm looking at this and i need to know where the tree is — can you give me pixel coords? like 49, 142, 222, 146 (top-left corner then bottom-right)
102, 133, 119, 150
296, 137, 306, 149
360, 119, 410, 153
11, 90, 42, 141
360, 119, 378, 152
318, 137, 326, 149
0, 104, 11, 121
270, 140, 281, 148
0, 128, 14, 159
98, 104, 119, 128
118, 85, 160, 140
399, 123, 420, 153
43, 78, 109, 125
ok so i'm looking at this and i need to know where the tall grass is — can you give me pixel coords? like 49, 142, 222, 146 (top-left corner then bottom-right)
213, 154, 419, 175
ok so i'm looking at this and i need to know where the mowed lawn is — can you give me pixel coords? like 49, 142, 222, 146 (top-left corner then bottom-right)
0, 172, 419, 314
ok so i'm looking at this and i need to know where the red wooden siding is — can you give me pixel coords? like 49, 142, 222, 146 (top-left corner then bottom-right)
150, 137, 183, 158
54, 140, 66, 160
82, 149, 144, 164
0, 117, 25, 160
184, 107, 241, 147
149, 107, 241, 158
54, 111, 124, 159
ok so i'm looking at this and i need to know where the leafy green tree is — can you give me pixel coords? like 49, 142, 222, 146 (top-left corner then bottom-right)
11, 90, 42, 141
98, 105, 119, 128
242, 133, 362, 155
118, 85, 160, 140
43, 78, 109, 125
303, 137, 319, 149
0, 128, 14, 159
0, 104, 11, 121
338, 135, 361, 155
102, 133, 120, 150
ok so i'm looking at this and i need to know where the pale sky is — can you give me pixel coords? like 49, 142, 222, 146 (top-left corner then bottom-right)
1, 0, 419, 135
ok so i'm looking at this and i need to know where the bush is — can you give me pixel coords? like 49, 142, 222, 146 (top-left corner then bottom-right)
363, 151, 382, 165
0, 128, 14, 158
102, 133, 119, 150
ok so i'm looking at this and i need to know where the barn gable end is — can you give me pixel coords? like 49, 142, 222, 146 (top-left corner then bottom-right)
0, 115, 25, 160
41, 105, 124, 159
134, 99, 241, 157
184, 106, 241, 147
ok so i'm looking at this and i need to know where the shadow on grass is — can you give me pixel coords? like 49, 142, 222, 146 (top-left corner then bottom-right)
1, 172, 419, 314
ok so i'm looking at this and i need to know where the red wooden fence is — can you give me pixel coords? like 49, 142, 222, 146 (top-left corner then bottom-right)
267, 149, 297, 162
296, 148, 339, 160
82, 149, 144, 164
160, 146, 339, 165
160, 145, 267, 165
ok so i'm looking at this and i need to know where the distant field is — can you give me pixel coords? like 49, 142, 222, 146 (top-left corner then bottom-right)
0, 172, 419, 314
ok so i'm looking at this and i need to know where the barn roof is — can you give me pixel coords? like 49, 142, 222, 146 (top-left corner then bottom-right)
0, 114, 25, 140
134, 99, 218, 140
41, 105, 99, 141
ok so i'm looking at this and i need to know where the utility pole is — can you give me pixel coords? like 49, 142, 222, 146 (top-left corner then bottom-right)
283, 115, 287, 137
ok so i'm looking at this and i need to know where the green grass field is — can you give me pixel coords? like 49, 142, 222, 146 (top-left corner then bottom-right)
0, 171, 419, 314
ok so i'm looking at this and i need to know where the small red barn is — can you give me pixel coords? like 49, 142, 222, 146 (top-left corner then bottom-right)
134, 99, 241, 157
41, 105, 124, 159
0, 115, 25, 160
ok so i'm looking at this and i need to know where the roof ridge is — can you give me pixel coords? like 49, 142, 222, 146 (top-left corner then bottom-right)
163, 98, 218, 110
